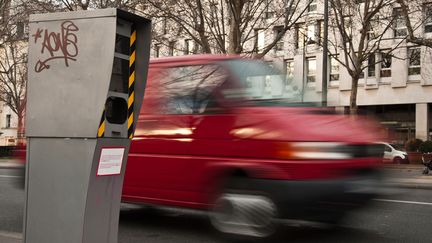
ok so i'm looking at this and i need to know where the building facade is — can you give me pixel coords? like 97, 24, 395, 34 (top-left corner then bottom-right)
0, 101, 19, 146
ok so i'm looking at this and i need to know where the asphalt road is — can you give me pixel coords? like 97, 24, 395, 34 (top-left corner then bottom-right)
0, 168, 24, 234
1, 167, 432, 243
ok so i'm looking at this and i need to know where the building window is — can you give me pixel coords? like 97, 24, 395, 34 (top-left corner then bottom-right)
264, 0, 275, 19
154, 44, 160, 57
367, 18, 379, 40
162, 18, 168, 35
296, 22, 321, 47
306, 57, 316, 83
342, 16, 353, 41
295, 24, 305, 49
6, 114, 11, 128
184, 39, 194, 55
318, 20, 324, 45
308, 0, 317, 12
425, 4, 432, 33
285, 60, 294, 84
274, 26, 284, 51
330, 56, 340, 81
368, 54, 376, 78
6, 95, 11, 105
253, 29, 259, 53
380, 52, 392, 78
264, 11, 275, 19
16, 22, 24, 38
255, 29, 265, 52
408, 47, 421, 75
394, 8, 407, 37
168, 41, 176, 56
306, 24, 316, 45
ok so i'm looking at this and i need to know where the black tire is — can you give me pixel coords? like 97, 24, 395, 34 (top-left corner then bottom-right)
210, 176, 278, 239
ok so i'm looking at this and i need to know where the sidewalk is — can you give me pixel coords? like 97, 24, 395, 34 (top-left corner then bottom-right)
381, 164, 432, 189
382, 163, 425, 170
384, 177, 432, 190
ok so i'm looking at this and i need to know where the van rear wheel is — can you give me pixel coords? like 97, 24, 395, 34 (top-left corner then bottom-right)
210, 177, 278, 238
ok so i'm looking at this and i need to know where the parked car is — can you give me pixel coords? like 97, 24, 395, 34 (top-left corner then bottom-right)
121, 55, 385, 237
380, 142, 408, 164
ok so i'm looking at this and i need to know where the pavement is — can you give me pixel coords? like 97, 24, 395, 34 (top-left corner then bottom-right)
381, 163, 432, 189
0, 159, 24, 243
0, 160, 432, 243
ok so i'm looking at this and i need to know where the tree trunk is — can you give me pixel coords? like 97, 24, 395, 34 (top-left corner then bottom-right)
349, 76, 359, 115
228, 22, 239, 53
16, 111, 24, 145
196, 0, 212, 53
199, 35, 212, 54
227, 0, 243, 54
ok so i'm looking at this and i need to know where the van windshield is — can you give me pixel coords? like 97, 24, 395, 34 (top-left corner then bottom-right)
220, 59, 310, 107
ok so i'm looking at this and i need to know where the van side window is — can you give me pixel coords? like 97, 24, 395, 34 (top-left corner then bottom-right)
158, 65, 227, 114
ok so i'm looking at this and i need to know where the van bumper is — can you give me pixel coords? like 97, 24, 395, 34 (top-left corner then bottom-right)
250, 172, 381, 222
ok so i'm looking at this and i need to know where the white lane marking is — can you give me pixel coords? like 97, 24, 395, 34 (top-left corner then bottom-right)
374, 198, 432, 206
0, 230, 23, 239
0, 175, 22, 178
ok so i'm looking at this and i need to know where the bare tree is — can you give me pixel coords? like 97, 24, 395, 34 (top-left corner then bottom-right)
0, 42, 27, 138
396, 0, 432, 48
23, 0, 140, 12
0, 0, 29, 139
326, 0, 403, 114
137, 0, 312, 56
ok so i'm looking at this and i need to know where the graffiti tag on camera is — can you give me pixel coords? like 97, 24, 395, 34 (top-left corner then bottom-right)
33, 21, 79, 73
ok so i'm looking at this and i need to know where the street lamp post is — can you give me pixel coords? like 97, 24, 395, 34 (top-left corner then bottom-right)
322, 0, 329, 107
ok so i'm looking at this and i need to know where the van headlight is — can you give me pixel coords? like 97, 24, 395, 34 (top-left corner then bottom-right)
291, 142, 352, 159
276, 142, 384, 160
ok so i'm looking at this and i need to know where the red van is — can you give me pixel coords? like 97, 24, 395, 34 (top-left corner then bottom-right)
122, 55, 384, 237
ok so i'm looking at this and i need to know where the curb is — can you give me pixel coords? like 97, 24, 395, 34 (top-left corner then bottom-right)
383, 178, 432, 190
382, 165, 424, 170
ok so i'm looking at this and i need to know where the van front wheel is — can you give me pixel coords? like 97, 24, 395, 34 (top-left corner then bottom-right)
209, 178, 277, 238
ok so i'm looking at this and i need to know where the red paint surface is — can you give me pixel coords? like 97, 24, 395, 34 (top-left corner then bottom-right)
122, 55, 384, 209
14, 55, 384, 210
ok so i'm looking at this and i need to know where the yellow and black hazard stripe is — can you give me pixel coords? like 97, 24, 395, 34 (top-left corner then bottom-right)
128, 26, 136, 139
98, 109, 105, 138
